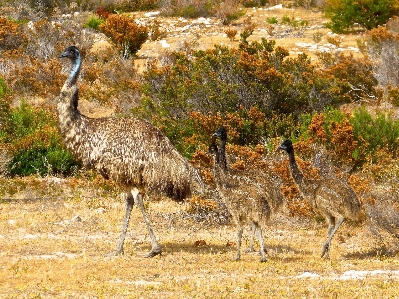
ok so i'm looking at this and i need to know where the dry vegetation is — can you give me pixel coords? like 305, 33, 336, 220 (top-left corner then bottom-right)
1, 1, 399, 298
1, 177, 399, 298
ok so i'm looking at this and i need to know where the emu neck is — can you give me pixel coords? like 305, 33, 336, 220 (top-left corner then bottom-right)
218, 139, 227, 171
213, 139, 228, 188
66, 56, 81, 88
287, 149, 306, 187
58, 56, 83, 134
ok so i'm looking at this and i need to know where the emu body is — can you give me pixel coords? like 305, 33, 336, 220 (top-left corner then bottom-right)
58, 46, 195, 257
278, 139, 361, 258
210, 127, 283, 262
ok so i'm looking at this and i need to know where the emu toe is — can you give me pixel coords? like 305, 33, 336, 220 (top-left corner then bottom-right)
321, 243, 330, 259
106, 249, 124, 257
144, 246, 162, 258
260, 257, 267, 263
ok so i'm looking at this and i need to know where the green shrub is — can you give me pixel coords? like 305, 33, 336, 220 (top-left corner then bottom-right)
324, 0, 399, 33
8, 144, 78, 177
1, 101, 79, 176
84, 16, 104, 30
0, 77, 11, 137
281, 15, 293, 24
350, 107, 399, 159
266, 17, 278, 24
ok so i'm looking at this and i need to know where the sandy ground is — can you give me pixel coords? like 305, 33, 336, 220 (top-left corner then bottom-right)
1, 177, 399, 298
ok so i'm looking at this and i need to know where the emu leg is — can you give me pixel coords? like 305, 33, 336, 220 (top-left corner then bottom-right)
245, 223, 256, 253
321, 217, 344, 259
255, 224, 267, 262
234, 224, 243, 261
245, 223, 267, 255
132, 189, 162, 257
107, 192, 134, 256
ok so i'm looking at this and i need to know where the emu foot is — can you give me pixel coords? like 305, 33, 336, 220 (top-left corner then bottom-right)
259, 256, 267, 263
232, 254, 241, 261
321, 243, 330, 259
106, 249, 124, 257
144, 245, 162, 258
245, 247, 267, 255
244, 246, 255, 253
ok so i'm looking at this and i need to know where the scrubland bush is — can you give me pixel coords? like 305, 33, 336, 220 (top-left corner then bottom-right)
241, 0, 268, 7
0, 100, 79, 176
135, 39, 380, 158
84, 16, 104, 30
299, 106, 399, 170
97, 0, 159, 12
324, 0, 399, 33
0, 78, 11, 135
160, 0, 215, 18
225, 27, 238, 41
266, 17, 278, 24
316, 51, 379, 105
388, 86, 399, 107
361, 25, 399, 90
0, 18, 97, 98
0, 14, 384, 185
0, 17, 27, 51
159, 0, 244, 24
81, 56, 142, 109
99, 14, 148, 58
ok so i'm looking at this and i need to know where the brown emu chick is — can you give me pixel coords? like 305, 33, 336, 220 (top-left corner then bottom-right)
278, 139, 361, 259
58, 46, 200, 257
209, 127, 283, 262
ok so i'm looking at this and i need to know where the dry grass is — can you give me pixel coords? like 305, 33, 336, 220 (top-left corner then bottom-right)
1, 177, 399, 298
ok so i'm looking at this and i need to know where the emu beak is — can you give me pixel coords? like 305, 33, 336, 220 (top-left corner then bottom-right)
59, 52, 67, 58
212, 132, 221, 138
275, 144, 285, 153
59, 49, 71, 59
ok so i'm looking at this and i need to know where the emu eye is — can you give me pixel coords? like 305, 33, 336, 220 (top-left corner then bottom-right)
70, 50, 74, 54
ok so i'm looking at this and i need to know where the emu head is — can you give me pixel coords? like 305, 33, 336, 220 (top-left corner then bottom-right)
59, 45, 80, 62
212, 126, 227, 141
278, 139, 294, 153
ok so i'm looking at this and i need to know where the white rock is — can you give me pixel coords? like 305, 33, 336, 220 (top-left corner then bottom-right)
296, 272, 320, 279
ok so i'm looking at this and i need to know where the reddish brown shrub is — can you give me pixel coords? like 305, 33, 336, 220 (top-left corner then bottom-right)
99, 14, 148, 58
0, 17, 27, 51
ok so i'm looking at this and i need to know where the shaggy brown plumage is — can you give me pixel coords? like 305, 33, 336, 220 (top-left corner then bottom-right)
278, 139, 361, 259
209, 127, 284, 262
58, 46, 200, 257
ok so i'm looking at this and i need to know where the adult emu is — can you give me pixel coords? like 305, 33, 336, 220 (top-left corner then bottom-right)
278, 139, 361, 259
58, 46, 200, 257
209, 127, 283, 262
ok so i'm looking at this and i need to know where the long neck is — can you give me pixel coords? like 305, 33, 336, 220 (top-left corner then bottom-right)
287, 149, 319, 203
287, 149, 306, 187
66, 56, 81, 88
58, 56, 82, 135
218, 139, 227, 171
213, 139, 228, 188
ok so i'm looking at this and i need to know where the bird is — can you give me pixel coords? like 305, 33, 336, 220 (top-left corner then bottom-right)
278, 139, 361, 259
57, 45, 202, 257
209, 127, 283, 262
